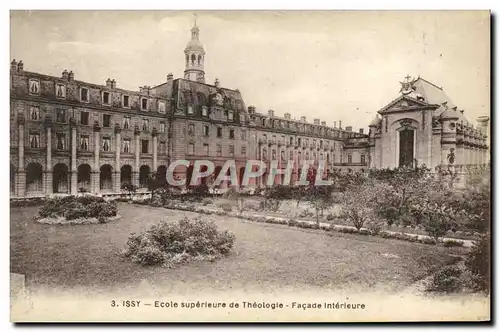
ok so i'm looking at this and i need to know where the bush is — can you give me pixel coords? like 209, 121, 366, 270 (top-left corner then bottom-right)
218, 202, 233, 213
443, 239, 465, 247
367, 221, 382, 235
201, 198, 213, 206
426, 265, 462, 293
37, 196, 117, 222
418, 237, 437, 245
326, 213, 336, 221
123, 217, 235, 266
465, 235, 490, 292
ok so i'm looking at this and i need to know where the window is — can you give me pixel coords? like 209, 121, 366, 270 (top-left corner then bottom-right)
281, 150, 285, 161
188, 143, 195, 155
102, 137, 111, 152
29, 106, 40, 120
141, 140, 149, 153
80, 87, 89, 102
229, 129, 235, 139
202, 106, 208, 117
289, 151, 294, 160
56, 133, 65, 150
80, 111, 89, 125
298, 152, 302, 160
241, 146, 246, 157
29, 132, 40, 148
272, 149, 276, 160
320, 140, 323, 148
123, 139, 130, 153
142, 119, 149, 132
141, 98, 148, 110
228, 110, 234, 121
262, 148, 268, 160
188, 105, 194, 115
313, 152, 317, 160
241, 130, 246, 140
272, 135, 276, 143
216, 144, 222, 157
158, 101, 166, 113
203, 125, 209, 136
123, 116, 130, 129
290, 137, 293, 145
56, 109, 66, 123
159, 141, 165, 154
29, 79, 40, 95
56, 83, 66, 99
347, 155, 352, 164
188, 124, 195, 136
306, 152, 309, 160
297, 138, 301, 145
160, 122, 166, 133
313, 140, 316, 147
240, 114, 245, 123
262, 118, 266, 126
217, 127, 222, 138
229, 145, 234, 156
103, 114, 111, 127
123, 95, 130, 108
361, 154, 366, 164
79, 135, 89, 151
102, 91, 110, 105
203, 143, 209, 156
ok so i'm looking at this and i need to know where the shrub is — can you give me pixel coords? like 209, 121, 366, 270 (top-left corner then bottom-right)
465, 234, 490, 292
426, 265, 462, 293
418, 237, 437, 245
202, 198, 213, 206
367, 221, 382, 235
443, 239, 465, 247
37, 196, 117, 222
217, 202, 233, 213
123, 217, 235, 266
326, 213, 336, 221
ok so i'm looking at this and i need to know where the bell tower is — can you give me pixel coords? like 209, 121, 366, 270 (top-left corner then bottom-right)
184, 16, 205, 83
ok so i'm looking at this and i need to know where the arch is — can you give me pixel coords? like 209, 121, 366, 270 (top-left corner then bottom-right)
156, 165, 167, 186
120, 165, 133, 187
198, 54, 202, 65
139, 165, 151, 188
100, 164, 113, 191
26, 162, 43, 195
52, 163, 69, 194
77, 164, 92, 192
185, 54, 189, 65
191, 54, 196, 64
10, 163, 15, 194
196, 92, 207, 106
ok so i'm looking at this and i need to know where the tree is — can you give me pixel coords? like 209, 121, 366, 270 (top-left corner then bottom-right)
147, 171, 169, 204
304, 185, 335, 226
340, 179, 378, 230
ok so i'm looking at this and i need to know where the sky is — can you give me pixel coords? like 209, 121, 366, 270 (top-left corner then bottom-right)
10, 10, 490, 131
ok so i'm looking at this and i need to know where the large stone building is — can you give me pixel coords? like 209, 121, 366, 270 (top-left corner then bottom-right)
9, 22, 488, 197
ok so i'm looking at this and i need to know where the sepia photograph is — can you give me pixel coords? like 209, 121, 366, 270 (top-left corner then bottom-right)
9, 9, 491, 323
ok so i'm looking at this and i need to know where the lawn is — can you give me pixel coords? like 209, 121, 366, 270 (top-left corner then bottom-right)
10, 203, 465, 296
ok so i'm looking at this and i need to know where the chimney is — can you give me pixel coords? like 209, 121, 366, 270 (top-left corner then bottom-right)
247, 106, 256, 114
111, 79, 116, 89
333, 121, 337, 128
68, 71, 74, 81
339, 121, 342, 129
106, 78, 112, 88
268, 109, 275, 117
314, 118, 320, 125
321, 121, 326, 126
284, 112, 291, 119
62, 69, 69, 80
345, 126, 352, 132
10, 59, 17, 72
167, 73, 174, 82
359, 128, 364, 134
17, 60, 23, 72
214, 78, 220, 88
301, 116, 306, 122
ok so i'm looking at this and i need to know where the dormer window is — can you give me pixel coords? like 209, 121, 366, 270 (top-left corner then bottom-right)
29, 79, 40, 96
228, 110, 234, 121
141, 98, 148, 111
55, 83, 66, 99
158, 101, 166, 114
80, 87, 89, 102
188, 105, 194, 115
202, 106, 208, 117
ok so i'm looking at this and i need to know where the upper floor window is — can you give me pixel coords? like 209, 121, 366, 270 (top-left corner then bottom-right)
229, 145, 234, 156
141, 98, 148, 111
103, 114, 111, 127
80, 135, 89, 151
217, 127, 222, 138
241, 146, 246, 157
188, 143, 195, 155
123, 95, 130, 108
141, 139, 149, 154
102, 91, 110, 105
159, 122, 166, 133
80, 87, 89, 102
123, 139, 130, 153
216, 144, 222, 156
159, 141, 166, 154
56, 133, 66, 150
229, 129, 235, 139
142, 119, 149, 132
241, 130, 246, 140
158, 101, 166, 113
188, 123, 195, 136
29, 106, 40, 120
56, 109, 66, 123
80, 111, 89, 125
29, 79, 40, 95
202, 106, 208, 117
29, 132, 40, 148
123, 116, 130, 129
102, 137, 111, 152
228, 110, 234, 121
240, 114, 245, 123
187, 105, 194, 115
55, 83, 66, 99
203, 143, 209, 156
347, 155, 352, 164
361, 154, 366, 164
203, 125, 209, 136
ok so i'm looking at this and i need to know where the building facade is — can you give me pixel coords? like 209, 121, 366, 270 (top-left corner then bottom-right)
9, 23, 488, 198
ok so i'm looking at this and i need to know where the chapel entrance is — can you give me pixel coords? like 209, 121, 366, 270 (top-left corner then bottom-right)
399, 129, 414, 167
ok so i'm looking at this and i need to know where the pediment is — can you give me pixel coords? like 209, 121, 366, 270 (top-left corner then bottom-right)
378, 96, 435, 115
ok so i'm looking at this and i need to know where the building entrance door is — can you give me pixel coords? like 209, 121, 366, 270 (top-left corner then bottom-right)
399, 129, 414, 167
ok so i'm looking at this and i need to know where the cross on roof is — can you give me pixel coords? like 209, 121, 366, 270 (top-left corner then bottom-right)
405, 74, 412, 81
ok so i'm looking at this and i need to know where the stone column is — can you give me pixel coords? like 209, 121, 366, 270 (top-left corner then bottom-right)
134, 127, 140, 187
70, 122, 77, 195
152, 129, 158, 172
114, 125, 121, 193
45, 120, 53, 196
17, 115, 26, 197
92, 123, 101, 193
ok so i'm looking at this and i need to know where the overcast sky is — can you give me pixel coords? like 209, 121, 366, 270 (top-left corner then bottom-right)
10, 10, 490, 131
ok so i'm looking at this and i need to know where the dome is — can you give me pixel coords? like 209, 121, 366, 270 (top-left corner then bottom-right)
185, 39, 204, 53
369, 116, 382, 127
